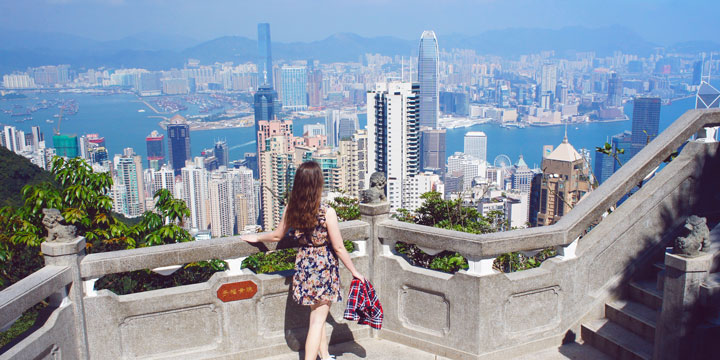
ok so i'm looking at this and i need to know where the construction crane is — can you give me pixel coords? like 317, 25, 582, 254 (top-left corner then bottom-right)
53, 106, 63, 135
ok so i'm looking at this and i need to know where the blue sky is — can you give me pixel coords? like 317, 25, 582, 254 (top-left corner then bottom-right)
0, 0, 713, 44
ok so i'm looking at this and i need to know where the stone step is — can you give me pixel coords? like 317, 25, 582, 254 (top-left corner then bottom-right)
605, 300, 658, 342
656, 269, 665, 292
582, 319, 653, 360
629, 280, 663, 311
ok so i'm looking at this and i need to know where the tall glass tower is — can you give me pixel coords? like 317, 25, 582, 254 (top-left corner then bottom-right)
257, 23, 273, 88
630, 97, 661, 158
167, 122, 191, 176
418, 30, 439, 129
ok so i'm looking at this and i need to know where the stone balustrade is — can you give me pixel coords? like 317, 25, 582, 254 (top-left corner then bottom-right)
0, 109, 719, 359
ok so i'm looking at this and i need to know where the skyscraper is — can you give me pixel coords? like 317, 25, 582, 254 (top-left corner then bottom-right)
541, 63, 557, 100
146, 130, 165, 171
182, 159, 209, 231
464, 131, 487, 163
367, 82, 420, 211
281, 66, 308, 111
214, 139, 229, 168
418, 31, 439, 129
257, 23, 274, 87
254, 85, 278, 122
630, 97, 661, 156
209, 172, 235, 238
606, 73, 623, 107
112, 148, 145, 218
420, 128, 446, 175
167, 115, 191, 176
692, 60, 703, 86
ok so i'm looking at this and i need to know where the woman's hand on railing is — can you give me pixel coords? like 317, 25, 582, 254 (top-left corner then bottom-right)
241, 234, 260, 243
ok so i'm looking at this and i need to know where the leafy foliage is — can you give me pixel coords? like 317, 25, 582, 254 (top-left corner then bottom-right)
395, 242, 468, 273
394, 191, 554, 273
0, 302, 46, 348
0, 156, 220, 292
242, 240, 355, 274
328, 196, 360, 221
94, 260, 228, 296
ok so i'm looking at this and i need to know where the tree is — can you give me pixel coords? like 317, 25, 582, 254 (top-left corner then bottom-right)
0, 156, 199, 290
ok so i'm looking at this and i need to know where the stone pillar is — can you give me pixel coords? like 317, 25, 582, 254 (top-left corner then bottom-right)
359, 201, 390, 286
359, 202, 390, 339
42, 236, 89, 359
653, 251, 713, 360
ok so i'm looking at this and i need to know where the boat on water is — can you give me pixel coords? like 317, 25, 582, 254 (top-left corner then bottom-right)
46, 119, 54, 123
138, 109, 146, 113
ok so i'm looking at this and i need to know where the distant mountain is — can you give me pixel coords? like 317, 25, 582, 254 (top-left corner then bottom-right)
0, 147, 55, 208
443, 26, 657, 57
0, 26, 697, 73
181, 36, 257, 64
669, 41, 720, 54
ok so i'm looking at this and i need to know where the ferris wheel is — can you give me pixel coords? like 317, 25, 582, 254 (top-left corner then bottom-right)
493, 154, 512, 168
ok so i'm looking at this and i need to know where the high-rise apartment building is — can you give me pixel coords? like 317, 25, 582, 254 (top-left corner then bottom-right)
337, 129, 368, 198
464, 131, 487, 164
259, 135, 295, 230
540, 63, 558, 99
182, 159, 209, 231
630, 97, 661, 157
167, 115, 191, 176
257, 23, 274, 87
606, 73, 623, 107
112, 148, 146, 218
536, 136, 591, 226
3, 126, 17, 153
418, 31, 439, 129
420, 128, 446, 175
307, 68, 323, 107
209, 172, 235, 238
367, 82, 420, 211
230, 166, 256, 230
404, 172, 444, 211
281, 66, 308, 111
146, 130, 165, 171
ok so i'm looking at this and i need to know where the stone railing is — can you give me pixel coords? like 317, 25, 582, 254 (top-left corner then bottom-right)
366, 110, 720, 358
0, 109, 719, 360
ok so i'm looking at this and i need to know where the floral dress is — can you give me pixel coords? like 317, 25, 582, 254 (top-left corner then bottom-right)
292, 204, 342, 305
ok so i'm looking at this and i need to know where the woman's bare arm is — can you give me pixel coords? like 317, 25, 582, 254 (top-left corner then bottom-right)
241, 206, 289, 243
325, 207, 364, 281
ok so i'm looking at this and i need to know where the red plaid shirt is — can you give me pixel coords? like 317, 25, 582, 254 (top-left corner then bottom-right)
343, 278, 383, 329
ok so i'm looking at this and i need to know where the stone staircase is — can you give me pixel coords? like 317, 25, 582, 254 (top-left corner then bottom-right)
581, 221, 720, 360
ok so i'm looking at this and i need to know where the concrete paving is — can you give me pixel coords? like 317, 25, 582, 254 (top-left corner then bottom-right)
257, 338, 448, 360
258, 339, 612, 360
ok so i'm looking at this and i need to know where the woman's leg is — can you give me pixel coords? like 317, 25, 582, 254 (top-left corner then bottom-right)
305, 301, 330, 360
318, 304, 331, 359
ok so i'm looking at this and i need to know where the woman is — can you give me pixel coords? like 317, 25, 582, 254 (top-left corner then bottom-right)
242, 161, 364, 360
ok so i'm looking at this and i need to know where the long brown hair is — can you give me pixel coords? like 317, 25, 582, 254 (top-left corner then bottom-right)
286, 161, 324, 230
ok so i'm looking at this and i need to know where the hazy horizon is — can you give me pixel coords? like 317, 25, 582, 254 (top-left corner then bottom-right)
0, 0, 716, 46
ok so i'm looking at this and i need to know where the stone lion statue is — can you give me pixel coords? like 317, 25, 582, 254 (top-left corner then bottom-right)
361, 172, 387, 204
42, 209, 77, 243
674, 215, 709, 257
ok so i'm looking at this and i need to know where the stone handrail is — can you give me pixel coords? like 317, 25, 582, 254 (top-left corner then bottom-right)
0, 265, 72, 330
378, 109, 720, 260
79, 220, 370, 279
